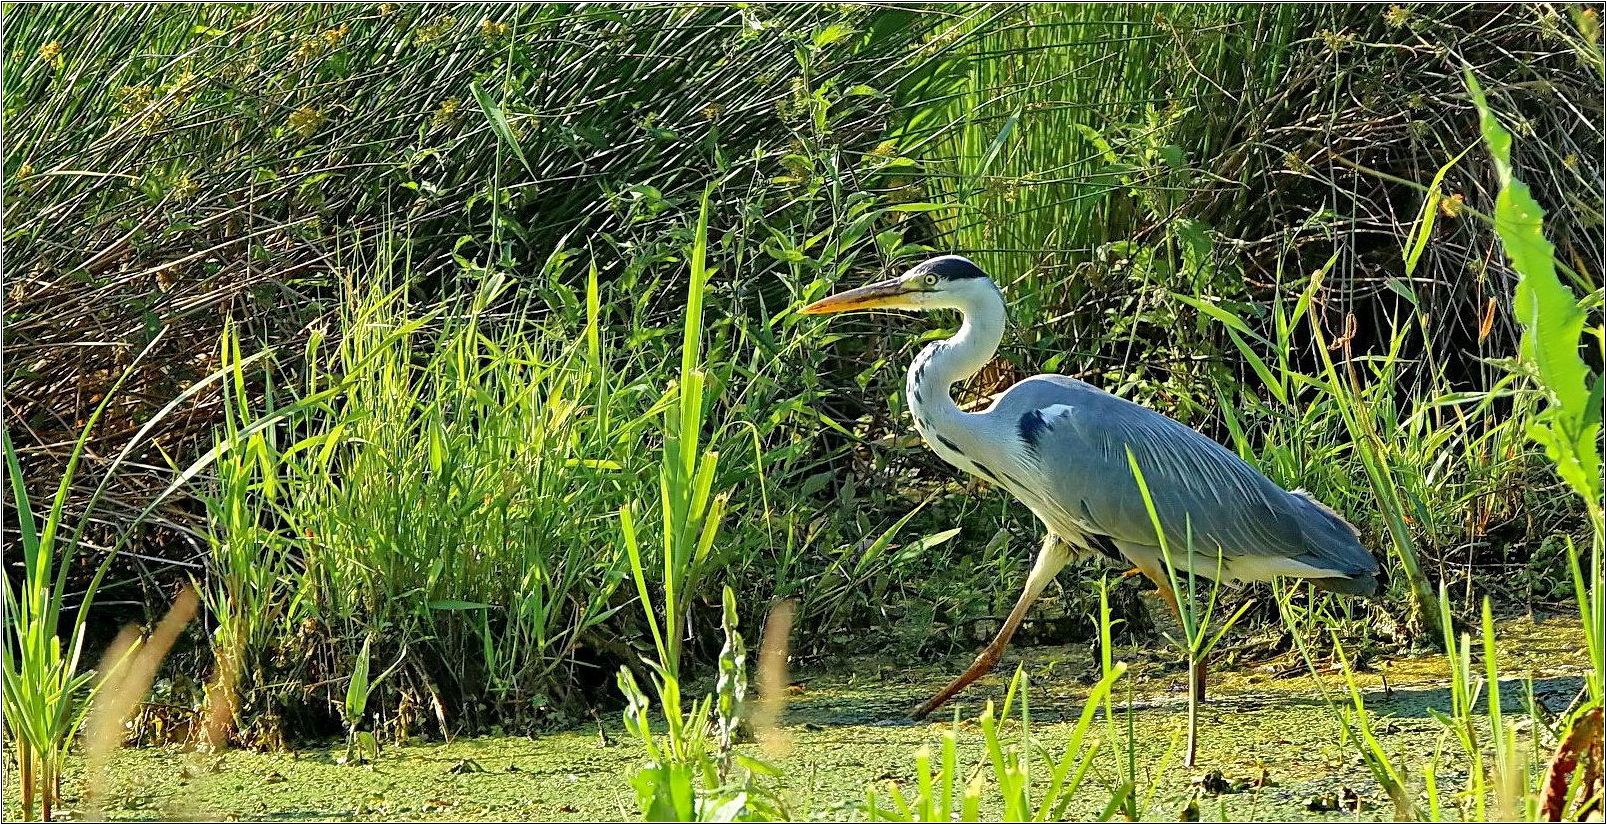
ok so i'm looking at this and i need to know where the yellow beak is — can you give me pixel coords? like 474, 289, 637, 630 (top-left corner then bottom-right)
799, 278, 914, 315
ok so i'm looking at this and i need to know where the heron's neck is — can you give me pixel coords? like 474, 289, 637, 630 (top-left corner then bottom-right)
907, 287, 1005, 433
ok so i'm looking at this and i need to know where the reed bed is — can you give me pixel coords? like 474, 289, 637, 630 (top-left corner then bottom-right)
2, 4, 1601, 821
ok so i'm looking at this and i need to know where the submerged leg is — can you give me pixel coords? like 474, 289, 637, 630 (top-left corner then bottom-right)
910, 534, 1072, 720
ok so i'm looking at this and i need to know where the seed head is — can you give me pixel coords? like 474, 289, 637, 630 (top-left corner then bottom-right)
286, 105, 325, 139
171, 173, 197, 202
1317, 29, 1354, 53
430, 97, 461, 131
478, 18, 509, 44
416, 16, 455, 46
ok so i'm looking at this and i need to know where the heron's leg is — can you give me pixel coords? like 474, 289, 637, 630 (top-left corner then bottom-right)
1128, 555, 1182, 621
910, 534, 1072, 720
1129, 557, 1207, 703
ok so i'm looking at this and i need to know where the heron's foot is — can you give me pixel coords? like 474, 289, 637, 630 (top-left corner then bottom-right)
1121, 566, 1144, 579
909, 646, 1003, 720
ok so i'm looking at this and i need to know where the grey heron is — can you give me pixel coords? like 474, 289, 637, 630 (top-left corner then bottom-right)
801, 255, 1380, 720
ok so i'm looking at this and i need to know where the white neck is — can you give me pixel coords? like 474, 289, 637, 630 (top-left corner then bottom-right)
906, 283, 1006, 433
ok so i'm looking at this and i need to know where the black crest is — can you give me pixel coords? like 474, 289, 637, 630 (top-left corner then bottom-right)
919, 256, 989, 281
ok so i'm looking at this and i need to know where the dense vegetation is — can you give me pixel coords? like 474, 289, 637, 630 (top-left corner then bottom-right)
3, 4, 1602, 821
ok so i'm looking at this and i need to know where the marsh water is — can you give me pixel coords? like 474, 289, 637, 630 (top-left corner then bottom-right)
16, 613, 1590, 822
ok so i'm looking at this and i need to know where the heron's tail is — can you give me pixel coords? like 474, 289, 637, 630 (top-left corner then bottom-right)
1309, 571, 1381, 596
1289, 490, 1381, 597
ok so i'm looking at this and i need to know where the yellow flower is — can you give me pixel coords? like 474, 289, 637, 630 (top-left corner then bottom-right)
171, 173, 197, 202
377, 3, 396, 16
286, 105, 325, 138
430, 97, 461, 131
1439, 192, 1464, 218
478, 17, 509, 44
416, 16, 455, 46
15, 162, 34, 180
37, 41, 61, 62
168, 69, 199, 104
1384, 5, 1410, 28
292, 38, 323, 63
1317, 29, 1353, 53
295, 25, 349, 63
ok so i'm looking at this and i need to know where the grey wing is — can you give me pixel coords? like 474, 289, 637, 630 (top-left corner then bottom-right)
998, 376, 1376, 581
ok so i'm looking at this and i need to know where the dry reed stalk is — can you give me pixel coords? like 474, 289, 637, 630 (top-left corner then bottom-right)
752, 598, 797, 759
199, 625, 243, 753
81, 586, 199, 818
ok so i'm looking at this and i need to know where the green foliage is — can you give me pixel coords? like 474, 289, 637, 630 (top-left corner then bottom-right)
3, 336, 270, 819
2, 14, 1601, 821
620, 188, 730, 678
1467, 70, 1604, 524
1280, 586, 1582, 821
3, 428, 111, 822
1469, 66, 1604, 822
199, 263, 660, 727
340, 635, 389, 765
1, 2, 956, 567
864, 665, 1126, 822
1269, 83, 1605, 818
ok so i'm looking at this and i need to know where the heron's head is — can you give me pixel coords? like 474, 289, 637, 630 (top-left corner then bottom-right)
800, 256, 996, 316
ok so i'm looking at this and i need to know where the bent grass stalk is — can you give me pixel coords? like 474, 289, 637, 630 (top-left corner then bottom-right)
1303, 257, 1443, 645
1125, 448, 1252, 768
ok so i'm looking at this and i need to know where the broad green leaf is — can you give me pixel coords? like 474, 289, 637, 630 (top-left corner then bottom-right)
1171, 292, 1253, 335
1467, 69, 1601, 508
470, 80, 536, 179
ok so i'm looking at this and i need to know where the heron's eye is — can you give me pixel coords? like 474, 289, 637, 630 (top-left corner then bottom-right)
923, 273, 939, 287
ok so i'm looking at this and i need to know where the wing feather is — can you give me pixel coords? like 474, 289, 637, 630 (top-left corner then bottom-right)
993, 376, 1374, 579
